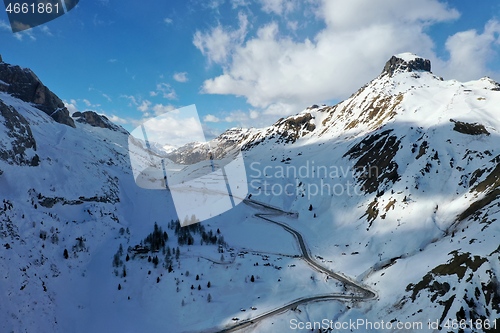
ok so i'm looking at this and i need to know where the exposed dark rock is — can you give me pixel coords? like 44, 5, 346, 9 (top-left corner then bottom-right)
344, 129, 400, 194
38, 193, 119, 208
450, 119, 490, 136
73, 111, 127, 133
383, 55, 431, 77
0, 61, 75, 127
0, 100, 38, 166
273, 113, 316, 144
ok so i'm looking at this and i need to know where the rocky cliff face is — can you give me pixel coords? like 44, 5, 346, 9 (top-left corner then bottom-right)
0, 58, 75, 128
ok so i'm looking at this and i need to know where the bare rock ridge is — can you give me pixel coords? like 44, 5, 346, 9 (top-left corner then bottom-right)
72, 111, 128, 134
382, 54, 431, 77
0, 57, 75, 128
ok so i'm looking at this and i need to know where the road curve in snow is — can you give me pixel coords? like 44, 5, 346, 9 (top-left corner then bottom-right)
213, 199, 377, 333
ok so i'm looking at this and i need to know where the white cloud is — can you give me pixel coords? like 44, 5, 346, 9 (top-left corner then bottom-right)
286, 20, 298, 31
222, 109, 280, 128
40, 26, 53, 36
193, 12, 249, 65
135, 112, 206, 148
152, 103, 175, 116
249, 110, 259, 119
164, 18, 173, 25
260, 0, 296, 15
154, 83, 177, 99
104, 113, 128, 125
138, 100, 152, 112
173, 72, 189, 83
438, 20, 500, 81
204, 114, 221, 122
206, 0, 225, 10
203, 109, 281, 128
196, 0, 463, 118
149, 83, 177, 99
80, 98, 101, 109
102, 93, 112, 102
223, 110, 252, 123
64, 100, 78, 114
231, 0, 250, 8
0, 20, 11, 32
318, 0, 458, 30
13, 29, 36, 41
121, 94, 138, 107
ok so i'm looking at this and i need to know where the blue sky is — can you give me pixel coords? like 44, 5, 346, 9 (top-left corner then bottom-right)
1, 0, 500, 137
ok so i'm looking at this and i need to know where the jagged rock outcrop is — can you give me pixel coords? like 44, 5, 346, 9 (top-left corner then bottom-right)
0, 60, 75, 128
72, 111, 128, 134
383, 54, 431, 77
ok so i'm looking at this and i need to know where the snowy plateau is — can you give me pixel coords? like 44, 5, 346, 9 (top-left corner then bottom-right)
1, 53, 500, 333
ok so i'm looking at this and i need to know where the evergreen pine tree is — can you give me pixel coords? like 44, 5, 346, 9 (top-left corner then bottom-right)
250, 275, 255, 282
63, 248, 69, 259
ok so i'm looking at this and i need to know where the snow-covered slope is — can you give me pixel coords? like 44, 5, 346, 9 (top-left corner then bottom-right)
1, 54, 499, 333
172, 53, 500, 331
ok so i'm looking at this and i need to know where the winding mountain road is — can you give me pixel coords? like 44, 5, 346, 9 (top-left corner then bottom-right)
214, 199, 377, 332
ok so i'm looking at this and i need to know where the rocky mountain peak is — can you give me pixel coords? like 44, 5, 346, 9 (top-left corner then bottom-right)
382, 53, 431, 77
0, 59, 75, 128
